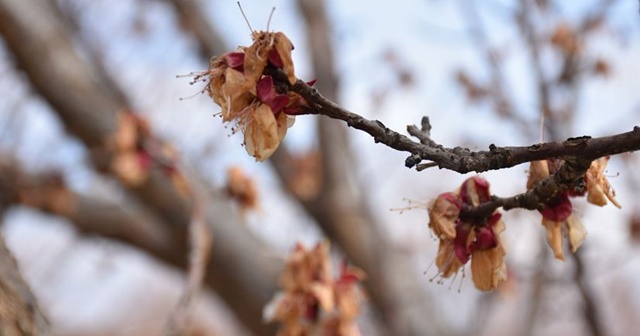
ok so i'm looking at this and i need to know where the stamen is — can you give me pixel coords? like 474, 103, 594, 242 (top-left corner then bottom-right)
266, 7, 276, 32
176, 71, 206, 78
448, 271, 459, 291
237, 2, 254, 33
178, 84, 208, 101
457, 267, 466, 293
424, 258, 435, 276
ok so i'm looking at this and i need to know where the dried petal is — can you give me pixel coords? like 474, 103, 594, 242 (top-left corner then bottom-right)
335, 285, 362, 322
470, 216, 507, 291
455, 222, 476, 264
527, 160, 550, 190
244, 32, 272, 89
540, 192, 573, 222
565, 215, 586, 253
257, 76, 289, 113
280, 241, 332, 292
271, 32, 296, 84
459, 176, 491, 206
220, 68, 253, 121
585, 157, 621, 209
243, 104, 281, 161
428, 192, 461, 240
542, 218, 564, 261
471, 244, 507, 291
309, 283, 334, 312
225, 51, 245, 72
474, 226, 497, 250
435, 240, 465, 278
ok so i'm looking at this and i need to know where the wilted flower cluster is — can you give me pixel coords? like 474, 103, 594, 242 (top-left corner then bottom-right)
196, 31, 313, 161
428, 176, 507, 291
526, 157, 620, 260
263, 241, 365, 336
109, 109, 191, 197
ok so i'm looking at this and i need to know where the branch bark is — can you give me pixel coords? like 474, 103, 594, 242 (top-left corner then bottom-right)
0, 190, 50, 336
284, 76, 640, 173
0, 236, 50, 336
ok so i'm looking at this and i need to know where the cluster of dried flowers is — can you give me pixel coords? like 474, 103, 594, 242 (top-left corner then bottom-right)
263, 242, 365, 336
109, 109, 191, 197
428, 158, 620, 291
428, 176, 507, 291
196, 31, 313, 161
526, 157, 620, 261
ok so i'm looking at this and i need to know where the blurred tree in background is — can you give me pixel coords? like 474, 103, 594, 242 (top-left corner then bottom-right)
0, 0, 639, 335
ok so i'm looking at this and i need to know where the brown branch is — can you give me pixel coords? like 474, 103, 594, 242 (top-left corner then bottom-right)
460, 155, 593, 220
285, 76, 640, 172
571, 250, 604, 336
0, 233, 50, 335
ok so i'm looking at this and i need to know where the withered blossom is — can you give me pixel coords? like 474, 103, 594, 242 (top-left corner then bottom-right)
194, 31, 312, 161
526, 158, 620, 260
264, 241, 365, 336
428, 176, 507, 291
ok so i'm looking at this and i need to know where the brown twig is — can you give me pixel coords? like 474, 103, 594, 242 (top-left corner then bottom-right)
282, 76, 640, 173
571, 250, 604, 336
256, 71, 640, 220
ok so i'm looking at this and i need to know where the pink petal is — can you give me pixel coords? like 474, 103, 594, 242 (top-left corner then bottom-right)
474, 226, 497, 250
225, 52, 245, 72
268, 49, 284, 68
269, 96, 289, 114
540, 192, 573, 221
256, 76, 275, 100
454, 223, 472, 263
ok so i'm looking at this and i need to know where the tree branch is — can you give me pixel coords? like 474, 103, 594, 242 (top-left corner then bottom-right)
286, 77, 639, 173
0, 229, 50, 336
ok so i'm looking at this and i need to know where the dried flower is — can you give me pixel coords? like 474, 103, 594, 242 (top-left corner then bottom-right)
264, 241, 365, 336
428, 176, 507, 291
585, 156, 621, 208
525, 159, 620, 260
195, 31, 313, 161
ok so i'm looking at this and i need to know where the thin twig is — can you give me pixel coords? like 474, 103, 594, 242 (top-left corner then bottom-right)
571, 250, 604, 336
277, 73, 640, 174
165, 198, 212, 336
